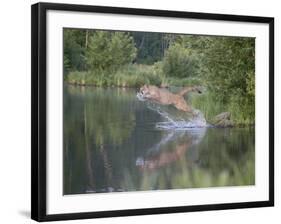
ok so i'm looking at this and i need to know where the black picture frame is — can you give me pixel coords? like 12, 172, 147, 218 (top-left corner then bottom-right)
31, 2, 274, 222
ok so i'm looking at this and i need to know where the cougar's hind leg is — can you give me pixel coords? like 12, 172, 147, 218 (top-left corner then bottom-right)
174, 101, 193, 113
174, 103, 187, 112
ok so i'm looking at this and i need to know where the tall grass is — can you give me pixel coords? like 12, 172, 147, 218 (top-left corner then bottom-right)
113, 64, 163, 87
66, 63, 202, 88
191, 91, 254, 125
66, 64, 162, 87
191, 92, 227, 122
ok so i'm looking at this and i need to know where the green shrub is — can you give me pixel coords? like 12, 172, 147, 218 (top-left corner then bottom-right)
162, 43, 199, 78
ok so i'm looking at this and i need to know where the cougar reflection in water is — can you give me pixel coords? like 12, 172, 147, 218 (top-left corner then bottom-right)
136, 129, 206, 171
138, 85, 202, 115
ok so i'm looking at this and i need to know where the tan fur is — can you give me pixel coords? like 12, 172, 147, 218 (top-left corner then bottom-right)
139, 85, 202, 114
138, 141, 191, 171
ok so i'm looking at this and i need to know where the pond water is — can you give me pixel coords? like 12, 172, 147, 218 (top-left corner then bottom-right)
63, 85, 255, 195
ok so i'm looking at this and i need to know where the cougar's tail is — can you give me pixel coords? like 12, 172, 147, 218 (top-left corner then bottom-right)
177, 86, 202, 96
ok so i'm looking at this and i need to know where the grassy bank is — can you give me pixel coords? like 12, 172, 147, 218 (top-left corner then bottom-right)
191, 92, 255, 126
65, 64, 201, 88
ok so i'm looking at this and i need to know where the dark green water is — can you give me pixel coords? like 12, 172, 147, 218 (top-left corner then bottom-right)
63, 85, 255, 195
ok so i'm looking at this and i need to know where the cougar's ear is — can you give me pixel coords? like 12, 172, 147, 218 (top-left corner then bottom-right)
195, 86, 203, 93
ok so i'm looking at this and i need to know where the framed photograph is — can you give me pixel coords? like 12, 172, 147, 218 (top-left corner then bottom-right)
31, 2, 274, 222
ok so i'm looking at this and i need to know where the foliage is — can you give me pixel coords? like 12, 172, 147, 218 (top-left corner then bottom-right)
85, 31, 137, 72
162, 43, 199, 78
201, 37, 255, 102
200, 37, 255, 124
131, 32, 176, 64
63, 29, 87, 73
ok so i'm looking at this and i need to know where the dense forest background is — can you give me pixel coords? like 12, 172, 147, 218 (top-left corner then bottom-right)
63, 29, 255, 125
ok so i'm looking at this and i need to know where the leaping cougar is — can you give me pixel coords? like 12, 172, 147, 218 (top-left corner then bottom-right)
139, 85, 202, 115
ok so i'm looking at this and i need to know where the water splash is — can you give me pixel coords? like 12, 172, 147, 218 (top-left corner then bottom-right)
137, 92, 208, 129
136, 92, 146, 101
154, 107, 207, 130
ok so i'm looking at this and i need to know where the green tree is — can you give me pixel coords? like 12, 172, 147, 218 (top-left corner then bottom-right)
63, 29, 87, 74
162, 43, 199, 78
202, 37, 255, 101
194, 36, 255, 123
86, 31, 137, 72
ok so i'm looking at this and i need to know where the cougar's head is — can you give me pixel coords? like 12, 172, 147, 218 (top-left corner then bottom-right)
139, 85, 151, 98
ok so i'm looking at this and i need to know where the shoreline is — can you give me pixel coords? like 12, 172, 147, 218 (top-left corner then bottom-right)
66, 81, 171, 88
65, 82, 255, 127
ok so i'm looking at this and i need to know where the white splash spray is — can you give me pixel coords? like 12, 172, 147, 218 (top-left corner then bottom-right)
137, 92, 208, 130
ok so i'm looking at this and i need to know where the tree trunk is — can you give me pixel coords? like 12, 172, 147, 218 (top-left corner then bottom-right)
85, 30, 89, 49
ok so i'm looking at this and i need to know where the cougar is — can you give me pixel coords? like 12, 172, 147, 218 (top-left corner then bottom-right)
139, 85, 202, 114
